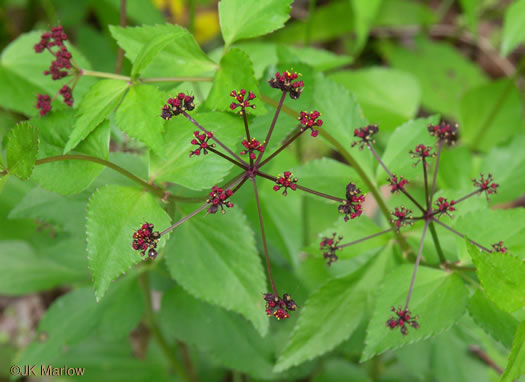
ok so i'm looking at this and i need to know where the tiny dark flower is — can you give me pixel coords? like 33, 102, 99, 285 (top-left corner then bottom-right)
268, 70, 304, 99
434, 197, 456, 218
473, 173, 499, 200
428, 122, 458, 145
161, 93, 195, 120
386, 306, 419, 335
240, 138, 264, 160
351, 125, 379, 149
229, 89, 256, 114
59, 85, 74, 107
36, 27, 74, 81
298, 110, 323, 137
190, 131, 215, 157
36, 94, 52, 116
491, 241, 507, 253
391, 207, 414, 229
388, 175, 408, 194
338, 183, 365, 222
207, 185, 234, 215
273, 171, 298, 196
263, 293, 296, 320
409, 144, 434, 166
132, 222, 161, 259
320, 232, 342, 265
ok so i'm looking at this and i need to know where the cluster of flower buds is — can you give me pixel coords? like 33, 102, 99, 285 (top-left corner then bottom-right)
273, 171, 298, 196
338, 183, 365, 222
263, 293, 297, 320
161, 93, 195, 120
132, 223, 161, 260
473, 173, 499, 200
386, 306, 419, 335
297, 110, 323, 137
268, 70, 304, 99
491, 241, 507, 253
207, 186, 234, 214
434, 197, 456, 218
320, 233, 342, 265
391, 207, 413, 229
230, 89, 256, 113
59, 85, 74, 107
189, 131, 215, 157
352, 125, 379, 149
240, 138, 264, 160
409, 144, 434, 166
428, 122, 458, 145
388, 175, 408, 194
36, 94, 52, 116
34, 26, 73, 80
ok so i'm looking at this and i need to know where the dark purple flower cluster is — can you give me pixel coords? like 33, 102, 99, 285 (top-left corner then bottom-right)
161, 93, 195, 120
320, 233, 342, 265
230, 89, 256, 113
207, 186, 234, 215
268, 70, 304, 99
273, 171, 298, 196
132, 223, 160, 260
263, 293, 297, 320
190, 131, 215, 157
298, 110, 323, 137
386, 306, 419, 335
338, 183, 365, 222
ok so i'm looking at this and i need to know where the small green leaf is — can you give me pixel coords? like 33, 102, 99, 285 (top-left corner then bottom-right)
131, 32, 182, 79
6, 121, 39, 180
206, 48, 264, 114
361, 265, 468, 362
501, 0, 525, 56
277, 45, 353, 72
468, 241, 525, 313
86, 185, 171, 301
65, 79, 128, 153
219, 0, 293, 47
165, 206, 268, 336
500, 321, 525, 382
114, 85, 164, 153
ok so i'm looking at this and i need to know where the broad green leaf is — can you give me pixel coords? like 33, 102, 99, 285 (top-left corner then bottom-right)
86, 185, 171, 301
329, 68, 421, 131
65, 79, 128, 153
6, 121, 38, 180
0, 66, 47, 116
375, 0, 436, 27
32, 111, 110, 195
277, 45, 353, 72
468, 290, 518, 348
437, 146, 473, 190
312, 359, 370, 382
166, 206, 268, 336
468, 243, 525, 313
459, 79, 522, 152
376, 115, 439, 183
501, 0, 525, 55
131, 33, 182, 79
114, 85, 164, 153
349, 0, 383, 52
159, 287, 277, 379
149, 112, 241, 190
206, 48, 264, 114
362, 265, 468, 362
109, 24, 217, 78
219, 0, 293, 47
233, 42, 279, 79
100, 0, 165, 24
500, 321, 525, 382
379, 37, 487, 118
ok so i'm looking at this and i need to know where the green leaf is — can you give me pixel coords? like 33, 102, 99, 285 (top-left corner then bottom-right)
329, 68, 421, 131
468, 289, 518, 348
32, 111, 110, 195
86, 185, 171, 301
468, 242, 525, 313
374, 0, 436, 27
361, 265, 468, 362
109, 24, 217, 78
501, 0, 525, 56
500, 321, 525, 382
277, 45, 353, 72
379, 37, 487, 118
159, 287, 277, 379
6, 121, 39, 180
114, 85, 164, 153
459, 79, 522, 152
349, 0, 383, 52
149, 112, 241, 190
219, 0, 293, 47
165, 206, 268, 336
131, 32, 182, 79
459, 0, 481, 34
206, 48, 264, 114
311, 359, 370, 382
65, 79, 128, 153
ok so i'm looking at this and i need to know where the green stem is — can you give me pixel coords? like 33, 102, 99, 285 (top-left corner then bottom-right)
296, 136, 309, 246
80, 69, 213, 84
188, 0, 196, 35
80, 69, 131, 81
428, 222, 446, 263
305, 0, 317, 46
139, 273, 190, 381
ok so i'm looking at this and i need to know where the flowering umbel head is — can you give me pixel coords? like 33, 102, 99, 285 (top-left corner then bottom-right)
298, 110, 323, 137
428, 122, 458, 145
352, 125, 379, 149
273, 171, 297, 196
240, 138, 264, 160
388, 175, 408, 194
473, 173, 499, 200
338, 183, 365, 222
391, 207, 414, 229
207, 186, 234, 215
268, 70, 304, 99
435, 197, 456, 218
161, 93, 195, 120
132, 223, 161, 260
491, 241, 507, 253
36, 94, 52, 116
230, 89, 256, 114
263, 293, 297, 320
35, 26, 73, 80
409, 144, 434, 167
320, 233, 342, 265
386, 306, 419, 335
190, 131, 215, 157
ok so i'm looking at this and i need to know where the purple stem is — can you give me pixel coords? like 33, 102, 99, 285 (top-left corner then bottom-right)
207, 147, 247, 170
259, 128, 305, 168
337, 228, 394, 249
254, 91, 287, 166
455, 189, 481, 204
430, 218, 492, 253
423, 158, 430, 209
429, 140, 443, 205
241, 111, 253, 168
404, 220, 429, 310
160, 203, 209, 236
